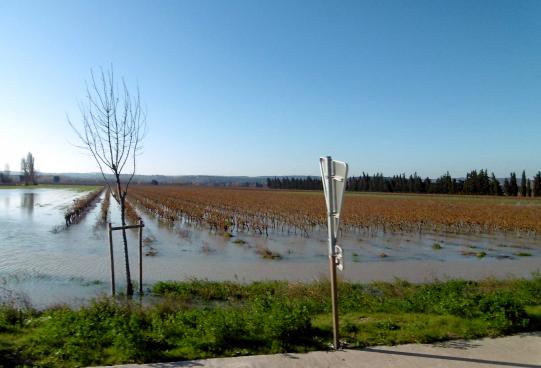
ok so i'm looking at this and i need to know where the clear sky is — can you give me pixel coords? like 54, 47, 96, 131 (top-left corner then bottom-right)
0, 0, 540, 178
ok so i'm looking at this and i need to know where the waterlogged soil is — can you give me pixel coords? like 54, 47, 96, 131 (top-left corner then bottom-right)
0, 188, 540, 307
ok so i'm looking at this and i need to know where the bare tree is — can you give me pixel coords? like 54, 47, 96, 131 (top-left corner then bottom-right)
20, 153, 35, 185
27, 153, 36, 184
20, 158, 28, 185
69, 67, 146, 296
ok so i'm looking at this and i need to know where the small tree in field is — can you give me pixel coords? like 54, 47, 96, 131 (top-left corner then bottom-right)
69, 67, 146, 296
20, 152, 36, 185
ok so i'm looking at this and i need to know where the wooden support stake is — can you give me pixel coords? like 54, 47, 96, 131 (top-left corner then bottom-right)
111, 224, 144, 231
108, 222, 115, 296
108, 222, 144, 296
138, 219, 143, 295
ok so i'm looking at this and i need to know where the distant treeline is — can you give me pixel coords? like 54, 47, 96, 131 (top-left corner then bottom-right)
267, 170, 541, 197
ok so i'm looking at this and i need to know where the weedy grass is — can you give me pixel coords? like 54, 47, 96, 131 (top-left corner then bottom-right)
312, 312, 492, 347
0, 277, 540, 367
476, 251, 487, 258
255, 246, 282, 260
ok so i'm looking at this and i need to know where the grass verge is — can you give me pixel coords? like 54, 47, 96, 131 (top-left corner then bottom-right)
1, 276, 540, 367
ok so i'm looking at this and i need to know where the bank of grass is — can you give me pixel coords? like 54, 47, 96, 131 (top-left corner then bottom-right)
1, 277, 541, 367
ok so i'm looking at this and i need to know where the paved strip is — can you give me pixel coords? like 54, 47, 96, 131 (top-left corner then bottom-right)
100, 332, 541, 368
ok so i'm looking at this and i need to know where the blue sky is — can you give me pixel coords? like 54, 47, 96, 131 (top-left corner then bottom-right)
0, 0, 540, 177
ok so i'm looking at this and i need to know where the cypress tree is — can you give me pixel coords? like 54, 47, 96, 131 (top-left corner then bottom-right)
456, 179, 464, 193
480, 170, 490, 195
353, 177, 360, 191
521, 170, 527, 197
490, 173, 503, 196
424, 177, 431, 193
503, 178, 510, 196
510, 172, 518, 196
534, 172, 541, 197
452, 178, 458, 194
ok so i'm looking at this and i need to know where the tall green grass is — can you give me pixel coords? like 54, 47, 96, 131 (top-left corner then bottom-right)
1, 277, 540, 367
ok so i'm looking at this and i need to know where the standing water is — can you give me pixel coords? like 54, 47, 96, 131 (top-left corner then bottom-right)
1, 187, 540, 307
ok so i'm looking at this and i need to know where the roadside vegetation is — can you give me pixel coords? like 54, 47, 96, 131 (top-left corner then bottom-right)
1, 276, 540, 367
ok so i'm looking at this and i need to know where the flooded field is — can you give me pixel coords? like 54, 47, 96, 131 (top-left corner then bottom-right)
0, 187, 540, 307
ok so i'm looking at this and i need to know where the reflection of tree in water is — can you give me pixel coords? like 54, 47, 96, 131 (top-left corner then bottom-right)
21, 193, 36, 214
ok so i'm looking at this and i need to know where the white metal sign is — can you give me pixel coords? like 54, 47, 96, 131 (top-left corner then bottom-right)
320, 158, 348, 217
320, 158, 347, 240
319, 156, 348, 264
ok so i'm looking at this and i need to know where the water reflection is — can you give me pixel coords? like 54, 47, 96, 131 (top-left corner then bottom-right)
3, 196, 9, 209
21, 193, 36, 214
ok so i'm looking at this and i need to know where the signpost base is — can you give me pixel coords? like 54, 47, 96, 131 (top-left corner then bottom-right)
329, 255, 339, 349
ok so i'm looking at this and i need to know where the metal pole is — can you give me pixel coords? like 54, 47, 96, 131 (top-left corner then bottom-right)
329, 252, 339, 349
326, 156, 339, 349
108, 222, 115, 296
139, 219, 143, 295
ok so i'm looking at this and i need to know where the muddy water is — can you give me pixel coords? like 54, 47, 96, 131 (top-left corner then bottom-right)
0, 188, 540, 307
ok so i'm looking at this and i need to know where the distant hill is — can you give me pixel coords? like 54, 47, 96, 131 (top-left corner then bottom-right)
14, 172, 284, 187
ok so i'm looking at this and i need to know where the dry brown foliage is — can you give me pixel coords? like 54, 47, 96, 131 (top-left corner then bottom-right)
128, 186, 541, 236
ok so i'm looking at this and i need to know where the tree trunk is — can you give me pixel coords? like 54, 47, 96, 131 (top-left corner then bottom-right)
117, 180, 133, 296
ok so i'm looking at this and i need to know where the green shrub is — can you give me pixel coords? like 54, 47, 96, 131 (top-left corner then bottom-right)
249, 294, 312, 351
479, 291, 529, 333
0, 306, 24, 332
